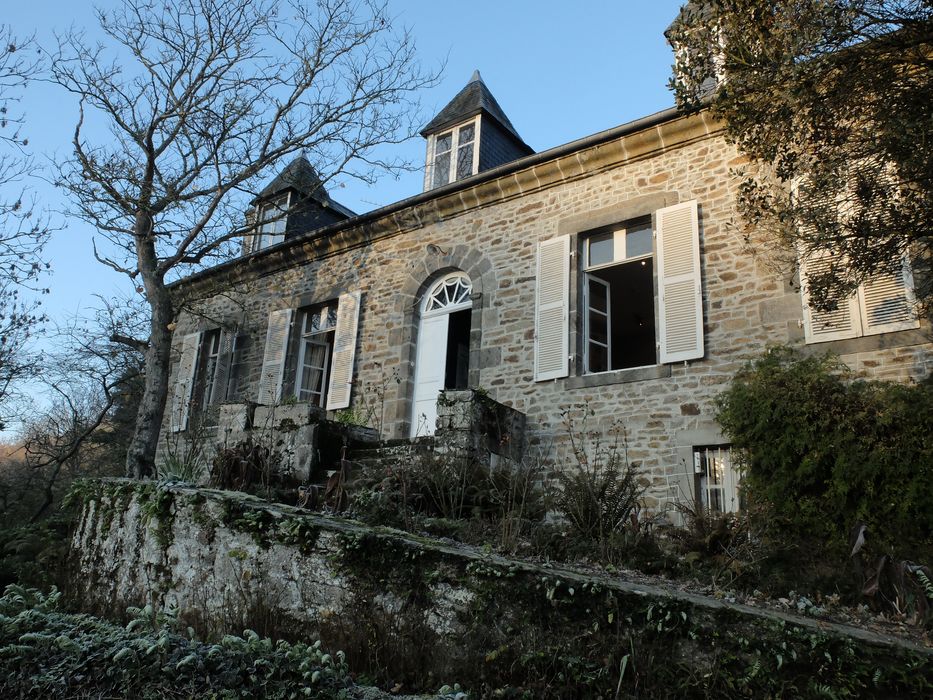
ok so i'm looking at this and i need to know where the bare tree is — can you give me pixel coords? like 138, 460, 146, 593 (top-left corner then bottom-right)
51, 0, 438, 477
0, 28, 50, 431
15, 298, 145, 522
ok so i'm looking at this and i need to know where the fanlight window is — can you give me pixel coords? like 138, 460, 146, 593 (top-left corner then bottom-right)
424, 272, 473, 313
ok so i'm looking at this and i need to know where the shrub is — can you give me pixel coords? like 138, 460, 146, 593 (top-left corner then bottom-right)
716, 347, 933, 562
210, 438, 278, 493
554, 410, 645, 560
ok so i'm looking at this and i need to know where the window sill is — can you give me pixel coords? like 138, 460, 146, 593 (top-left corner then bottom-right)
802, 327, 927, 356
565, 364, 672, 389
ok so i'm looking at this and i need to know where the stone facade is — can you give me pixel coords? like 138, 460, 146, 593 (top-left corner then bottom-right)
161, 107, 933, 509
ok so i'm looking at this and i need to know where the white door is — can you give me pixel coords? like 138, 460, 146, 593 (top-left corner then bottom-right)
410, 313, 449, 437
409, 272, 473, 437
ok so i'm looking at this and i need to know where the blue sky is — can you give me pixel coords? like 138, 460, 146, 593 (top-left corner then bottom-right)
5, 0, 685, 353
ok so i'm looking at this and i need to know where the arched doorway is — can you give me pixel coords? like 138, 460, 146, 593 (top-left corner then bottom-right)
410, 271, 473, 437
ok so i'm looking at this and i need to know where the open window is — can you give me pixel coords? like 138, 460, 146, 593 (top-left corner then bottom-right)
170, 328, 240, 431
583, 218, 656, 372
256, 291, 360, 410
533, 200, 704, 381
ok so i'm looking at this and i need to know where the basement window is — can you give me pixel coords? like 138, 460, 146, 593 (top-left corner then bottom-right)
694, 445, 742, 515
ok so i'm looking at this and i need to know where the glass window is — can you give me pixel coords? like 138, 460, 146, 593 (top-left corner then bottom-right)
195, 330, 221, 411
294, 302, 337, 406
694, 446, 743, 515
430, 118, 479, 189
626, 222, 653, 258
433, 132, 453, 188
253, 194, 289, 251
455, 123, 475, 181
583, 218, 657, 372
588, 232, 615, 267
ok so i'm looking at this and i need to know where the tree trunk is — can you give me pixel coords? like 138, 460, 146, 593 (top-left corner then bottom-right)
125, 214, 173, 478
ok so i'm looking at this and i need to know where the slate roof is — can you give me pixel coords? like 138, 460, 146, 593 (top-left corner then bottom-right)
420, 70, 528, 146
255, 155, 355, 218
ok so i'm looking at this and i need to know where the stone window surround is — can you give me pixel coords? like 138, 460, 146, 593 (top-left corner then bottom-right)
800, 326, 930, 357
391, 246, 496, 440
558, 191, 684, 388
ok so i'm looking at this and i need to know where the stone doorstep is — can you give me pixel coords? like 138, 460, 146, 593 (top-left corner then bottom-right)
99, 479, 933, 658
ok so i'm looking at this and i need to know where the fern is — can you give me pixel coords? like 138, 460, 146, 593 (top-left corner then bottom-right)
914, 568, 933, 601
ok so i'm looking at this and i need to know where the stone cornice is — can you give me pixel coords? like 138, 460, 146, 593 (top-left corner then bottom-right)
175, 108, 723, 297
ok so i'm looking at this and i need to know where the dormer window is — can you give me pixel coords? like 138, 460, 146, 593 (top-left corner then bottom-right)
250, 193, 290, 252
430, 117, 480, 188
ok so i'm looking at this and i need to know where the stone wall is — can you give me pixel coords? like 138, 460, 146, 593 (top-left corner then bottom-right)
69, 480, 933, 697
162, 109, 933, 508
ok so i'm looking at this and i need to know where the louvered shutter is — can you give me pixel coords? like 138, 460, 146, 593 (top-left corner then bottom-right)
858, 258, 919, 335
799, 252, 861, 342
257, 309, 293, 404
657, 200, 704, 363
326, 291, 361, 410
534, 235, 571, 381
208, 330, 234, 405
171, 333, 201, 432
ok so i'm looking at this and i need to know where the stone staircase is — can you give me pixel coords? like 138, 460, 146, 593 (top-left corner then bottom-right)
345, 437, 435, 475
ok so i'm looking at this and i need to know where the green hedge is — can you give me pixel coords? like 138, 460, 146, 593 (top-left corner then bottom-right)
716, 347, 933, 561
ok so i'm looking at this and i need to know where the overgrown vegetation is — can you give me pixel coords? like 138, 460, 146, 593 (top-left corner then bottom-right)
554, 411, 646, 562
68, 470, 933, 698
717, 348, 933, 562
349, 448, 549, 552
0, 585, 356, 699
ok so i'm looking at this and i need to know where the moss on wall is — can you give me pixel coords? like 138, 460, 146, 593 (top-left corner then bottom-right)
71, 479, 933, 698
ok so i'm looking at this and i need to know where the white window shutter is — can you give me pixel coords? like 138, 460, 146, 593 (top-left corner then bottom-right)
858, 257, 919, 335
534, 234, 571, 381
657, 200, 704, 363
208, 330, 234, 405
171, 333, 201, 432
257, 309, 293, 405
799, 252, 861, 342
326, 291, 361, 410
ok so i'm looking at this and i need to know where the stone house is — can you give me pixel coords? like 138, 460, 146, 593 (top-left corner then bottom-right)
160, 64, 932, 514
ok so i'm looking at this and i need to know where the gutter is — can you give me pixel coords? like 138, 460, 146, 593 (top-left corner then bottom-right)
171, 104, 687, 290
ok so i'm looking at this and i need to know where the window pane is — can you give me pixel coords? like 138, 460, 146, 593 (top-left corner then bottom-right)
433, 152, 451, 188
435, 132, 452, 153
626, 223, 653, 258
458, 123, 475, 143
456, 143, 473, 180
588, 277, 608, 313
298, 340, 329, 405
588, 343, 608, 373
708, 488, 724, 514
589, 313, 608, 345
588, 232, 614, 266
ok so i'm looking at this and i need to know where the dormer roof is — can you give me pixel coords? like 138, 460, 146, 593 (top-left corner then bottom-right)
420, 70, 530, 149
255, 155, 356, 218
